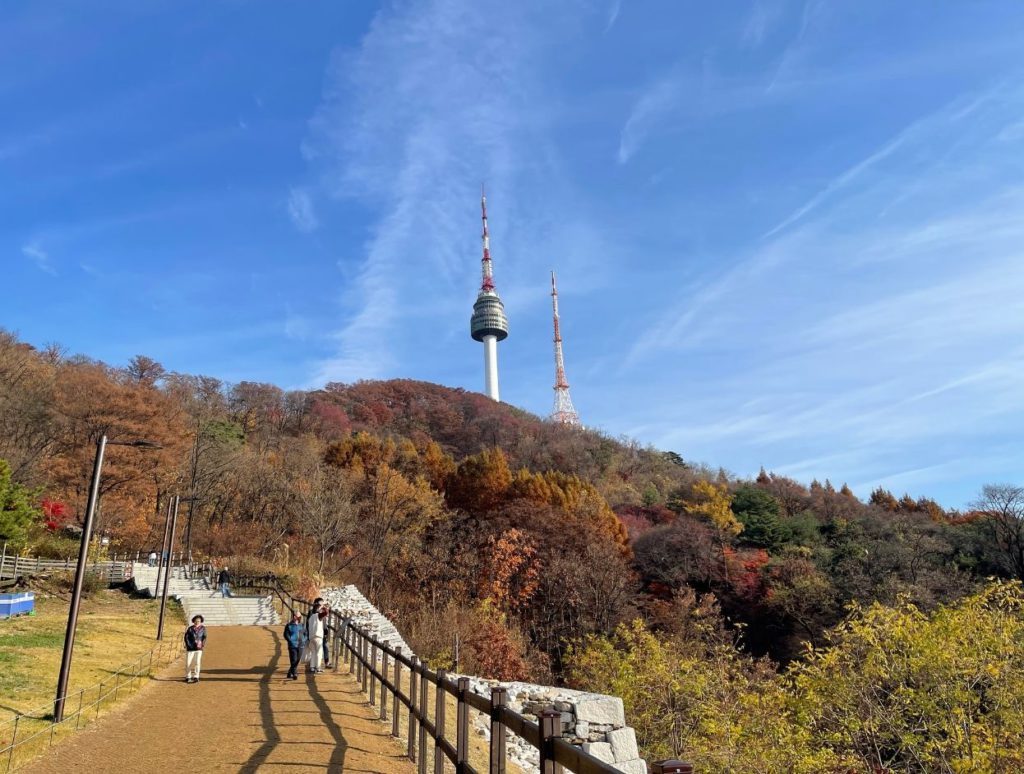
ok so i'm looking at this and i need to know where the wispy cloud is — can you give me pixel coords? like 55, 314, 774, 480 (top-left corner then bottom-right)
618, 69, 683, 164
623, 81, 1024, 506
304, 0, 579, 387
604, 0, 621, 33
763, 90, 993, 238
286, 187, 318, 233
21, 242, 54, 274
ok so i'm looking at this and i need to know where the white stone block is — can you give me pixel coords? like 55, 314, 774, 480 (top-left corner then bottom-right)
575, 695, 625, 726
607, 727, 640, 762
575, 720, 590, 739
613, 759, 648, 774
582, 742, 615, 764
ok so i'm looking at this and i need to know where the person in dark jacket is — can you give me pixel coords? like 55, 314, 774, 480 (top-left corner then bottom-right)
283, 611, 307, 680
321, 603, 332, 669
184, 615, 207, 683
217, 566, 233, 598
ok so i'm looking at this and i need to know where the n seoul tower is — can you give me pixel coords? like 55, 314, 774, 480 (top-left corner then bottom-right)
470, 189, 509, 401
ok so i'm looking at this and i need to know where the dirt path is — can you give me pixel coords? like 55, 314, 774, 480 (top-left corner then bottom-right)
23, 626, 417, 773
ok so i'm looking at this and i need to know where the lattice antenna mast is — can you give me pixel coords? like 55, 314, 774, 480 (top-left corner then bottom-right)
550, 271, 580, 426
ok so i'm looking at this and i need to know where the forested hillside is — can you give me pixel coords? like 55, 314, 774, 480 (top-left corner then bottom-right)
3, 328, 1023, 771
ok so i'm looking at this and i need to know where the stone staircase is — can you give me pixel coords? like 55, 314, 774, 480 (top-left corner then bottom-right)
131, 564, 279, 627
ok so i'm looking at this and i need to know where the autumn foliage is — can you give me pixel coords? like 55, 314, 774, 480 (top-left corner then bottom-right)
2, 329, 1023, 770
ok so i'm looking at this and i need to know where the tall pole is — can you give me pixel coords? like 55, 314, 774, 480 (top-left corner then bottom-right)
156, 495, 180, 641
54, 435, 107, 722
154, 498, 173, 606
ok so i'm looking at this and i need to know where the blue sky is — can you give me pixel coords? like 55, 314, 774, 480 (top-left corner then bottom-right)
4, 1, 1024, 508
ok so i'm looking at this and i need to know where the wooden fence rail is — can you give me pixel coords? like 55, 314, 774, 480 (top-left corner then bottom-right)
0, 549, 132, 584
242, 577, 638, 774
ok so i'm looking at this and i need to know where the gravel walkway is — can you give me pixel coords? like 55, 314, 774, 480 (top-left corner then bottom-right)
23, 626, 417, 773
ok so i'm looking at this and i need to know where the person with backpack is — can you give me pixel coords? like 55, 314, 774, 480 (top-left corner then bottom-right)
283, 611, 307, 680
184, 614, 207, 683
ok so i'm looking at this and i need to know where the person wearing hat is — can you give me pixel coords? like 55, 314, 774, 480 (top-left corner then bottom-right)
184, 614, 207, 683
283, 611, 307, 680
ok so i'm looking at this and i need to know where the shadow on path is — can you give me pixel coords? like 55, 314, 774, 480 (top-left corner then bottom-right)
238, 629, 283, 773
303, 671, 348, 772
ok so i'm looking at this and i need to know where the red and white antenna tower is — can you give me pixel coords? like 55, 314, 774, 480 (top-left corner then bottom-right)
550, 271, 580, 426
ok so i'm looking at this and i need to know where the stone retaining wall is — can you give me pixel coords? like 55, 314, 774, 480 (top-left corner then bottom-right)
320, 585, 645, 773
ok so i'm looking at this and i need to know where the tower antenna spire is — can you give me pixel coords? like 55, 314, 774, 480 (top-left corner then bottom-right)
550, 271, 580, 426
470, 186, 508, 400
480, 186, 495, 292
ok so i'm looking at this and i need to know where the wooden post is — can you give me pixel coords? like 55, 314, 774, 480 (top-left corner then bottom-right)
651, 762, 695, 774
370, 637, 378, 706
456, 676, 470, 774
408, 657, 419, 762
347, 624, 355, 673
8, 714, 19, 770
538, 709, 560, 774
434, 669, 447, 774
489, 687, 507, 774
418, 665, 428, 774
1, 542, 6, 579
380, 641, 389, 720
362, 636, 370, 695
357, 629, 364, 682
392, 647, 402, 738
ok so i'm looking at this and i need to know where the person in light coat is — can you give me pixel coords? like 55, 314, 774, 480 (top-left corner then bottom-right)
306, 598, 325, 673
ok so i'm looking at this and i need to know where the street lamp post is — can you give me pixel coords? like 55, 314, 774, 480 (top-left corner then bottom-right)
156, 495, 180, 641
53, 435, 161, 722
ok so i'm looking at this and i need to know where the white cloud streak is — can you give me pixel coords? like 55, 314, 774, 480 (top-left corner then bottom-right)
22, 242, 55, 274
287, 187, 318, 233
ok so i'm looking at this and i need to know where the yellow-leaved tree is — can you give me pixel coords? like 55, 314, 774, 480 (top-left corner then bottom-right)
686, 480, 741, 580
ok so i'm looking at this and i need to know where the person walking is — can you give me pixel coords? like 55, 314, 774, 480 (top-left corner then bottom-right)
321, 603, 332, 669
184, 614, 207, 683
283, 611, 307, 680
147, 551, 157, 567
306, 599, 325, 674
217, 566, 233, 598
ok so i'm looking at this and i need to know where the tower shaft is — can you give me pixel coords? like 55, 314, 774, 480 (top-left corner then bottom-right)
550, 272, 580, 425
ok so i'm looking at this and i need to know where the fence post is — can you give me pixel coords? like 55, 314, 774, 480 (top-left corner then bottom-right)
380, 641, 389, 721
75, 688, 85, 730
8, 714, 19, 771
113, 672, 121, 702
456, 676, 470, 774
362, 637, 370, 695
96, 681, 103, 719
651, 762, 695, 774
408, 657, 419, 762
489, 687, 507, 774
418, 664, 428, 774
369, 637, 378, 706
538, 709, 560, 774
333, 619, 341, 672
1, 542, 6, 579
434, 669, 447, 774
392, 647, 402, 738
347, 624, 355, 673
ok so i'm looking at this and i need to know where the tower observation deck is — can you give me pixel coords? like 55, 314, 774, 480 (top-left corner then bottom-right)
470, 190, 508, 401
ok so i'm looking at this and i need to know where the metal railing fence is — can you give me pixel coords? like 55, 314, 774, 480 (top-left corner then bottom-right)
0, 637, 184, 773
243, 576, 658, 774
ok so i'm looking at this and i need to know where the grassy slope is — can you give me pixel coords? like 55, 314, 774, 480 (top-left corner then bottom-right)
0, 588, 185, 717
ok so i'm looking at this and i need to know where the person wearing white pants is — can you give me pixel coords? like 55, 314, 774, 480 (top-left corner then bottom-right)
306, 601, 325, 673
184, 614, 207, 683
